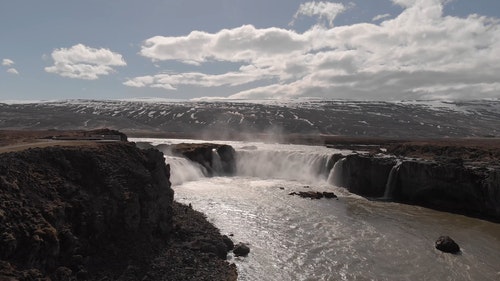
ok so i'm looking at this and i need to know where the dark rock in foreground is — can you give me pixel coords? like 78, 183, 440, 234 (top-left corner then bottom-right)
0, 140, 237, 280
435, 236, 460, 254
147, 202, 237, 281
0, 142, 174, 279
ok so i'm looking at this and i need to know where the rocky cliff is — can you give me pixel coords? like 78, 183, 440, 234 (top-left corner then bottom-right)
332, 154, 396, 198
333, 153, 500, 221
0, 139, 237, 280
0, 142, 173, 279
168, 143, 236, 176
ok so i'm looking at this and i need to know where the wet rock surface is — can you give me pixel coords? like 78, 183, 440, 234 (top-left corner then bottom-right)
435, 236, 460, 254
233, 243, 250, 257
289, 191, 338, 200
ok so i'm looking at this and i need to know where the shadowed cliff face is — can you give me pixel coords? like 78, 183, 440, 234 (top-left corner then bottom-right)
395, 161, 497, 218
0, 143, 174, 279
169, 143, 236, 176
334, 154, 500, 221
334, 154, 396, 198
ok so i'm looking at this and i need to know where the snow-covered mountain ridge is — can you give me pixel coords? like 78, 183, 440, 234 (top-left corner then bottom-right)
1, 99, 498, 138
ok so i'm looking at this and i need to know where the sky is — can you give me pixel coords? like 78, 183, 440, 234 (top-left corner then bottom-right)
1, 0, 500, 101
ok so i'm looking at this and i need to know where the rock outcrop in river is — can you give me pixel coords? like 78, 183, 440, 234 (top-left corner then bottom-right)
0, 136, 237, 280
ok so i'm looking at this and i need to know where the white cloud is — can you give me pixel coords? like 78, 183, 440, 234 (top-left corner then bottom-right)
140, 25, 307, 64
2, 58, 14, 66
373, 14, 391, 21
127, 0, 500, 100
45, 44, 126, 80
124, 66, 278, 90
6, 68, 19, 75
290, 1, 352, 27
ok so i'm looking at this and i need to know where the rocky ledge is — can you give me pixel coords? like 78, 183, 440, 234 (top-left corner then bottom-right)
0, 133, 237, 281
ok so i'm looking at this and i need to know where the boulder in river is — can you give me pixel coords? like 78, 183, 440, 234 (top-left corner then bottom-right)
233, 243, 250, 257
288, 191, 337, 199
435, 236, 460, 254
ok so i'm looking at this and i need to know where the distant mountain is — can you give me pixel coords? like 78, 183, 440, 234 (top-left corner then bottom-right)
0, 99, 499, 138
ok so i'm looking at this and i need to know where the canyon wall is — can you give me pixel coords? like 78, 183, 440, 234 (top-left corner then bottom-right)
0, 142, 174, 279
335, 154, 500, 221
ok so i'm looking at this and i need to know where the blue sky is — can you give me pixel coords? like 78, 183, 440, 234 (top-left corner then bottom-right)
1, 0, 499, 101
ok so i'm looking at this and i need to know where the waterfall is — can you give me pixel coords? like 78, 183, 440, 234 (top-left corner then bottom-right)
162, 142, 344, 186
327, 158, 345, 186
165, 155, 207, 186
211, 149, 224, 175
235, 150, 332, 184
383, 161, 402, 199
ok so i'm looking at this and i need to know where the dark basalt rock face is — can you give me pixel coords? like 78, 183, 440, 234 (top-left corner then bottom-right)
435, 236, 460, 254
333, 154, 500, 221
171, 143, 236, 176
0, 143, 174, 280
395, 160, 488, 216
334, 154, 397, 197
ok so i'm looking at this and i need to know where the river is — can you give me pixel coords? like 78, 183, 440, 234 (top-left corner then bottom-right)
132, 138, 500, 281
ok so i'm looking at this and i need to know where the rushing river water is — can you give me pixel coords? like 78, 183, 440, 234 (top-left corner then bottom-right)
133, 138, 500, 281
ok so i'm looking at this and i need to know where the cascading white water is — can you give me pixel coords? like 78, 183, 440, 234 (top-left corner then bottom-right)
211, 149, 223, 175
163, 142, 341, 186
235, 149, 332, 184
164, 155, 206, 186
383, 160, 402, 199
327, 157, 345, 185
